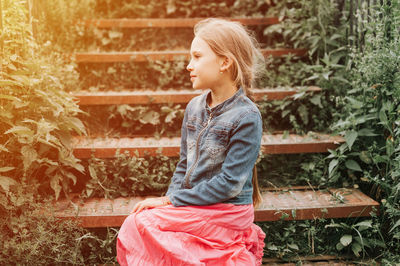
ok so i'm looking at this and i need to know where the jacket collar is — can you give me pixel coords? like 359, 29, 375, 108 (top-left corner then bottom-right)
203, 87, 244, 115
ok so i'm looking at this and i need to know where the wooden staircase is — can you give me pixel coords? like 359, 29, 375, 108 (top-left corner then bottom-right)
55, 16, 379, 230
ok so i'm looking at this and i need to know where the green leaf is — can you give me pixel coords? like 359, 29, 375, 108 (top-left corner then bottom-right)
65, 172, 77, 186
0, 176, 18, 192
21, 146, 38, 171
351, 242, 362, 257
287, 243, 299, 250
0, 145, 9, 152
0, 167, 15, 173
358, 128, 378, 136
386, 139, 394, 156
0, 94, 22, 102
340, 234, 352, 247
298, 104, 309, 125
139, 111, 160, 125
310, 94, 322, 108
345, 130, 358, 150
346, 97, 363, 109
379, 109, 388, 125
336, 242, 345, 251
329, 159, 338, 175
389, 219, 400, 233
0, 80, 24, 87
108, 31, 123, 39
5, 125, 33, 136
345, 160, 362, 172
267, 243, 278, 251
355, 220, 372, 228
282, 130, 289, 139
50, 174, 62, 200
89, 165, 98, 180
66, 117, 87, 135
101, 37, 111, 46
359, 151, 372, 164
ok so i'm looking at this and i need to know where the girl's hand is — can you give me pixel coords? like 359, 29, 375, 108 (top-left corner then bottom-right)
131, 196, 171, 213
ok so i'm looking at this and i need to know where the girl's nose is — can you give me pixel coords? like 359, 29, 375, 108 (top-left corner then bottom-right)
186, 61, 193, 72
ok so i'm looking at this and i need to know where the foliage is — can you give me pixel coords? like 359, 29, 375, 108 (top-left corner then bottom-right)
327, 0, 400, 259
83, 153, 178, 199
93, 0, 270, 18
0, 185, 85, 264
31, 0, 95, 52
325, 218, 385, 258
259, 216, 383, 261
78, 60, 190, 92
81, 103, 184, 138
258, 153, 329, 188
0, 0, 86, 202
259, 90, 331, 134
0, 185, 119, 264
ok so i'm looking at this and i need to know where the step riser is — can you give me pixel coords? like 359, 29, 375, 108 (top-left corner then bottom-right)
71, 134, 344, 159
73, 87, 321, 106
59, 205, 378, 228
254, 205, 377, 221
72, 142, 342, 159
80, 17, 281, 28
74, 49, 307, 63
53, 189, 379, 228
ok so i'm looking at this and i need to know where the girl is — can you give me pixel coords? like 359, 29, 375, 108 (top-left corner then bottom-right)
117, 18, 266, 266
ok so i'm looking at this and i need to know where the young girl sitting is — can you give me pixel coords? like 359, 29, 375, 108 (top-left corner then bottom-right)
117, 18, 266, 266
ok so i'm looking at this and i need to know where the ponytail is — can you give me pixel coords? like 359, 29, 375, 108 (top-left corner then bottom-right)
252, 165, 262, 208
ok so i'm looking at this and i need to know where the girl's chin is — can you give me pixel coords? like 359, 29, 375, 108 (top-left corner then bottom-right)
192, 84, 208, 91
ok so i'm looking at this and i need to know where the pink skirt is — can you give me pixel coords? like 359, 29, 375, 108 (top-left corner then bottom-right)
117, 203, 265, 266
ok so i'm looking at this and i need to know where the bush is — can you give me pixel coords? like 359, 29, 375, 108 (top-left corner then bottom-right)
328, 0, 400, 259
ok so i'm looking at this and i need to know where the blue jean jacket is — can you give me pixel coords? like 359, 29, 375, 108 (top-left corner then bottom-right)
166, 88, 262, 206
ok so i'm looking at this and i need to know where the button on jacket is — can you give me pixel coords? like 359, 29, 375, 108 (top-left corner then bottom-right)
166, 88, 262, 206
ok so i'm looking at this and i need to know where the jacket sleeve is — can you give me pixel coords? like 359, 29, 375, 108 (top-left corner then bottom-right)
169, 110, 262, 206
166, 108, 188, 196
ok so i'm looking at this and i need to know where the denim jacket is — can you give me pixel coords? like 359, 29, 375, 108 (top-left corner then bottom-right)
166, 88, 262, 206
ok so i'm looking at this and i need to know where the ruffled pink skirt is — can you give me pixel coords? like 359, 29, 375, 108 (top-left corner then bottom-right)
117, 203, 265, 266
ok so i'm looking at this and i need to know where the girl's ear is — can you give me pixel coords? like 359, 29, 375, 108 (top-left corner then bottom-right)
220, 56, 233, 72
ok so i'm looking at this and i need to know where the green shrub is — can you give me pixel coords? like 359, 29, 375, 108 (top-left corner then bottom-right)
0, 185, 86, 264
0, 0, 86, 200
328, 0, 400, 259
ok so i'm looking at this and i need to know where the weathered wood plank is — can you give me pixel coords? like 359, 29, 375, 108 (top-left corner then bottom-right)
53, 188, 379, 228
72, 87, 322, 105
71, 133, 344, 159
254, 188, 379, 221
74, 48, 307, 63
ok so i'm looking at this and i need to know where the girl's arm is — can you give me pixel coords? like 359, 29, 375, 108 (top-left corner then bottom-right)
168, 111, 262, 206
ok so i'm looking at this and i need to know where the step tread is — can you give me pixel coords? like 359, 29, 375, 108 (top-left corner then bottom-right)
72, 133, 344, 158
80, 17, 280, 28
53, 188, 379, 228
74, 48, 307, 62
72, 87, 321, 105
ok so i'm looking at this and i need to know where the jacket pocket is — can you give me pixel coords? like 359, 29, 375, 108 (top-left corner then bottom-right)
205, 128, 229, 161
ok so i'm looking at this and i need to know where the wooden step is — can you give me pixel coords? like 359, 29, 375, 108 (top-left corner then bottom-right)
72, 87, 321, 106
53, 188, 379, 228
74, 48, 307, 63
71, 133, 344, 159
80, 17, 280, 28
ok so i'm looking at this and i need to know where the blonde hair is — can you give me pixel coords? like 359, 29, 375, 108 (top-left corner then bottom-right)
193, 18, 264, 100
194, 18, 263, 208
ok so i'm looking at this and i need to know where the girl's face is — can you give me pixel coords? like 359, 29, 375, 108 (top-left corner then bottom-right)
187, 36, 224, 91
